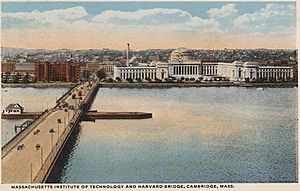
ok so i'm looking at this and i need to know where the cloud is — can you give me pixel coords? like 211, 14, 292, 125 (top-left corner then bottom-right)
3, 7, 220, 33
1, 4, 296, 49
92, 8, 219, 32
208, 4, 238, 18
92, 8, 192, 25
2, 6, 88, 27
234, 3, 295, 26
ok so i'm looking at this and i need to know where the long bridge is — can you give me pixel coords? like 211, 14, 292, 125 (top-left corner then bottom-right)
2, 81, 99, 183
2, 81, 151, 183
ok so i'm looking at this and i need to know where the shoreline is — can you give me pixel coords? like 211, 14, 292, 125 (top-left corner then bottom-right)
1, 82, 297, 89
99, 82, 298, 88
1, 82, 77, 88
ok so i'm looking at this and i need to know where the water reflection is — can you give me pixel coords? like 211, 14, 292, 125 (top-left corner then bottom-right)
59, 87, 297, 183
1, 88, 68, 146
1, 87, 297, 183
46, 124, 83, 183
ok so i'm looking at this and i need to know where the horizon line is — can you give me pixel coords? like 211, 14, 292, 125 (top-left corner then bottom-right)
2, 46, 297, 52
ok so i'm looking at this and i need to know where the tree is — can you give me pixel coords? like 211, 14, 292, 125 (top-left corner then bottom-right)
1, 73, 8, 83
23, 73, 30, 83
115, 77, 121, 82
97, 69, 106, 80
126, 78, 133, 83
105, 78, 114, 83
145, 77, 151, 82
12, 73, 20, 83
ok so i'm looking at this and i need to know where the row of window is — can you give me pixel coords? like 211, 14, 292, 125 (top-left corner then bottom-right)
120, 69, 156, 73
6, 109, 20, 112
203, 66, 217, 75
120, 71, 157, 80
173, 65, 199, 76
257, 71, 292, 79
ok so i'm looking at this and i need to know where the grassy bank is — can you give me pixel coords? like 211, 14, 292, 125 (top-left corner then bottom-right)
100, 82, 298, 88
1, 82, 77, 88
2, 82, 297, 89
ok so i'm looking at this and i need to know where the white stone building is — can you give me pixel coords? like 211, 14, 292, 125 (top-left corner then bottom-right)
113, 47, 294, 82
217, 61, 294, 81
113, 62, 168, 81
168, 61, 202, 79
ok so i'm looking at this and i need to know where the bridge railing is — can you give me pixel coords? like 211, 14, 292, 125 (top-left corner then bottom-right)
34, 108, 83, 182
54, 83, 81, 109
1, 109, 52, 158
34, 83, 99, 182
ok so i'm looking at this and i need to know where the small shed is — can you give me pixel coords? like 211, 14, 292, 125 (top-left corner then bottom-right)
2, 103, 24, 114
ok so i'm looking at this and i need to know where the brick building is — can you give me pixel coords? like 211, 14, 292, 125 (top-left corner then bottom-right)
34, 61, 80, 82
1, 61, 15, 73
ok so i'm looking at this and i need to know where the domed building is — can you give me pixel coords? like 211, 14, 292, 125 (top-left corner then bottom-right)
170, 48, 193, 61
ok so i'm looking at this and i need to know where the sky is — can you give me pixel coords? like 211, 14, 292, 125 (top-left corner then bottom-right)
1, 1, 297, 50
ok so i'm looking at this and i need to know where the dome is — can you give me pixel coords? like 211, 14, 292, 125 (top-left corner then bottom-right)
172, 48, 190, 54
232, 61, 244, 65
170, 48, 193, 61
243, 62, 258, 67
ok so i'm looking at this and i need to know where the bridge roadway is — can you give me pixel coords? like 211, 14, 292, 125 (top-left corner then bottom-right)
2, 81, 99, 183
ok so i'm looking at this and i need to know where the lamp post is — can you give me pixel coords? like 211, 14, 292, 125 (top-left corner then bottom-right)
35, 144, 43, 168
57, 119, 62, 141
30, 162, 33, 183
65, 109, 70, 123
49, 128, 55, 147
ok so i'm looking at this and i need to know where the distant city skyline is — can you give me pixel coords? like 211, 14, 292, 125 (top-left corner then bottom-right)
1, 2, 296, 50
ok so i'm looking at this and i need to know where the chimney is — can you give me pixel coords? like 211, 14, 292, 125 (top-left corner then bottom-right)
126, 43, 130, 66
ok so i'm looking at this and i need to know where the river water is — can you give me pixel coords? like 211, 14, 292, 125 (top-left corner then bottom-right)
1, 87, 298, 183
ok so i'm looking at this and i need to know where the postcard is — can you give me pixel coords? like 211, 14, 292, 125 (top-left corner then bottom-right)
0, 0, 299, 191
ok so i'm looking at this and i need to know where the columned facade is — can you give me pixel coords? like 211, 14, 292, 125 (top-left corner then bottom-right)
114, 61, 294, 82
256, 66, 293, 81
168, 61, 202, 79
115, 67, 157, 81
217, 61, 293, 81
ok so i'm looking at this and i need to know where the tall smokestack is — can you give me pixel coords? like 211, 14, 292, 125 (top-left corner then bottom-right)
126, 43, 130, 66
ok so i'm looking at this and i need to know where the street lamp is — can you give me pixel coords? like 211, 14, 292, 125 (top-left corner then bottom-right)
65, 108, 70, 124
30, 162, 33, 183
49, 128, 55, 147
35, 144, 43, 168
57, 119, 62, 141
